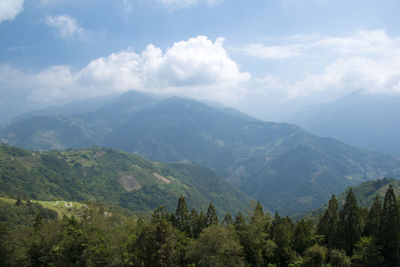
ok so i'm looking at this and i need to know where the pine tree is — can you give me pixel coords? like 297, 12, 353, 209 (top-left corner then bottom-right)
381, 185, 400, 264
294, 219, 314, 255
197, 210, 207, 235
206, 202, 218, 226
251, 201, 264, 224
271, 212, 295, 265
337, 188, 362, 256
222, 213, 233, 226
189, 208, 199, 238
175, 195, 190, 235
364, 195, 382, 239
234, 211, 246, 232
317, 194, 339, 248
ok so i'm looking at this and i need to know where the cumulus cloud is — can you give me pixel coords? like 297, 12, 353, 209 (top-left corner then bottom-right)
1, 36, 250, 105
0, 0, 24, 23
249, 30, 400, 100
44, 14, 88, 41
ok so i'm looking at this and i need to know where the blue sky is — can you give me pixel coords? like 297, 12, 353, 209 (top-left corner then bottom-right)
1, 0, 400, 122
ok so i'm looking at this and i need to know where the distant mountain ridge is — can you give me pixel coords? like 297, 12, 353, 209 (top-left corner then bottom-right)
2, 91, 400, 215
0, 144, 252, 216
288, 91, 400, 156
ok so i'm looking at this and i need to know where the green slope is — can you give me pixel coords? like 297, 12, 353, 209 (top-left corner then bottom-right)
103, 97, 400, 215
0, 145, 252, 216
2, 91, 400, 215
293, 177, 400, 220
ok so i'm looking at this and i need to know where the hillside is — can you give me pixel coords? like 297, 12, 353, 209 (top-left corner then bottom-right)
0, 145, 252, 216
292, 177, 400, 220
2, 91, 400, 215
288, 92, 400, 156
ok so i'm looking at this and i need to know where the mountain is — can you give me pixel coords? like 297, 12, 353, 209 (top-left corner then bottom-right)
2, 91, 400, 215
0, 144, 252, 216
288, 91, 400, 156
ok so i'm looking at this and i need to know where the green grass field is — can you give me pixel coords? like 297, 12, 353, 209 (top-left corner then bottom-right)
0, 196, 86, 217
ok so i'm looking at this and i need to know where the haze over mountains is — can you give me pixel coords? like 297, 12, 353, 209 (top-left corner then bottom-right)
289, 92, 400, 157
2, 91, 400, 215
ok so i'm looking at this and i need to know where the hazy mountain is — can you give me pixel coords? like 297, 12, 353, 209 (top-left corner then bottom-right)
2, 91, 400, 215
288, 92, 400, 156
0, 145, 252, 216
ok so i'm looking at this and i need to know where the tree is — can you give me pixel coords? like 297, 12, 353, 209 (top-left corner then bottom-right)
236, 203, 274, 266
328, 249, 351, 267
381, 185, 400, 264
317, 194, 338, 248
337, 188, 363, 256
301, 244, 327, 267
364, 195, 382, 239
234, 212, 246, 232
175, 196, 190, 235
251, 201, 264, 224
270, 212, 295, 265
131, 215, 185, 266
189, 208, 199, 238
293, 219, 314, 255
16, 197, 22, 206
222, 213, 233, 226
206, 202, 218, 226
186, 225, 245, 267
351, 236, 383, 265
197, 210, 207, 236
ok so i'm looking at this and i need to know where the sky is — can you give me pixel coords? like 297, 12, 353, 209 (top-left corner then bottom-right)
1, 0, 400, 122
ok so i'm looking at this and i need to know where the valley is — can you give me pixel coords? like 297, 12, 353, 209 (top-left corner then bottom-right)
1, 91, 400, 215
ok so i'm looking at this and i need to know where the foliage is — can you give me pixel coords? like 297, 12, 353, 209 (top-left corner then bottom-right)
337, 188, 363, 255
0, 144, 252, 216
302, 244, 327, 267
328, 249, 351, 267
351, 236, 383, 265
185, 225, 245, 267
1, 187, 400, 266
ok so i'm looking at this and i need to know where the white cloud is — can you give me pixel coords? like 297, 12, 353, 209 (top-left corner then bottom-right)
248, 30, 400, 100
44, 14, 88, 41
0, 0, 24, 23
1, 36, 250, 105
243, 44, 304, 59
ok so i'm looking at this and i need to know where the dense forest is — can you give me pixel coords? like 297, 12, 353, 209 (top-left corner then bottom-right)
1, 184, 400, 266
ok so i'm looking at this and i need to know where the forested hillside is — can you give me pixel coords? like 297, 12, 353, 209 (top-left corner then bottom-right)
0, 144, 252, 216
2, 91, 400, 215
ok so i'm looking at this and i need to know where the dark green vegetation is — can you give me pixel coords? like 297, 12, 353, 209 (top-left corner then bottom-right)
2, 187, 400, 266
293, 177, 400, 221
289, 91, 400, 156
2, 91, 400, 215
0, 144, 251, 216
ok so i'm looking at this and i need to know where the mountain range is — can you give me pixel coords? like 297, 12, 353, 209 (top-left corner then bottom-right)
289, 91, 400, 157
1, 91, 400, 215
